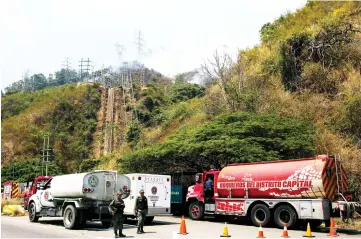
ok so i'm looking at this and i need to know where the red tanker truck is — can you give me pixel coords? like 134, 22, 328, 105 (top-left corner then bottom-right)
186, 155, 357, 229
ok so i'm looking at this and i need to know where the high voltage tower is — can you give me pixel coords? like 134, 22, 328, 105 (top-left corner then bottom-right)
62, 57, 72, 82
134, 30, 148, 87
62, 57, 72, 70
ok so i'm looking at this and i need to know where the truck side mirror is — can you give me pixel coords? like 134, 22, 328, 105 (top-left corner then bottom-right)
195, 173, 203, 184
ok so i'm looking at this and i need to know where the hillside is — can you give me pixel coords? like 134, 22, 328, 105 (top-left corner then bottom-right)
1, 1, 361, 192
1, 83, 100, 182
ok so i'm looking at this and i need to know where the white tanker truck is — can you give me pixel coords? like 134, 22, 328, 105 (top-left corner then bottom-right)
28, 170, 131, 229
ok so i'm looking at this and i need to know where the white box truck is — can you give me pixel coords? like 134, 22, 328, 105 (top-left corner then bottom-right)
123, 173, 171, 223
27, 170, 131, 229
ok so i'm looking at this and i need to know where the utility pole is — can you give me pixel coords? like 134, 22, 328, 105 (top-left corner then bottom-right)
79, 58, 83, 81
41, 135, 47, 175
40, 134, 53, 176
79, 58, 92, 82
46, 135, 50, 176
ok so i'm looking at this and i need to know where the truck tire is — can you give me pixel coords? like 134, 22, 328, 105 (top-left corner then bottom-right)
63, 205, 80, 229
274, 205, 297, 229
101, 221, 111, 228
250, 204, 271, 227
189, 201, 204, 220
145, 216, 154, 224
28, 202, 39, 222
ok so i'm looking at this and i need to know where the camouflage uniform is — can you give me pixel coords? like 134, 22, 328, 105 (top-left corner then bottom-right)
134, 189, 148, 234
109, 190, 126, 238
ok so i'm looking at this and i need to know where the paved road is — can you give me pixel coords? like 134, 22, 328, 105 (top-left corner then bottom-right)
2, 215, 361, 238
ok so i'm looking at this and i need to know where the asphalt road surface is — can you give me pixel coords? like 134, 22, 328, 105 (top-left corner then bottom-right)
2, 215, 361, 238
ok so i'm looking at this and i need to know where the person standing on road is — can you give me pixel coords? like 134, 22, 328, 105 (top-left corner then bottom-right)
134, 189, 148, 234
109, 189, 126, 238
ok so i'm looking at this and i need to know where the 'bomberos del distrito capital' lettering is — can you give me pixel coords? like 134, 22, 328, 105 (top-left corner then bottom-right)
218, 180, 313, 189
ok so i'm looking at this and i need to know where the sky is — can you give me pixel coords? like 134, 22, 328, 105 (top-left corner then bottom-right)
0, 0, 306, 90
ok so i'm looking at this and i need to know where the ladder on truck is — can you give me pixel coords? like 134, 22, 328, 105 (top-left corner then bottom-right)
334, 154, 344, 197
333, 155, 357, 222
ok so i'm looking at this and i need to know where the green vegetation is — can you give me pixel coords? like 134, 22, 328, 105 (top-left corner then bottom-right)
1, 84, 100, 179
1, 159, 62, 184
122, 113, 315, 173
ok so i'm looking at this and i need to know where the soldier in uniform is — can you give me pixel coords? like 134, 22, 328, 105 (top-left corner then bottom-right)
134, 189, 148, 234
109, 189, 126, 238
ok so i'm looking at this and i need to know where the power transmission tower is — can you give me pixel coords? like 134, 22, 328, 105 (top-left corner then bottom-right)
134, 31, 144, 57
134, 31, 150, 87
62, 57, 71, 70
115, 42, 126, 88
62, 57, 72, 83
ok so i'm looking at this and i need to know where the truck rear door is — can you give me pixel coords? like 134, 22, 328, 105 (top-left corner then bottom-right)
145, 176, 170, 209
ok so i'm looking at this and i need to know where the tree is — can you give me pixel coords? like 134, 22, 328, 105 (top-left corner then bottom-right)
201, 49, 245, 112
121, 113, 315, 173
169, 83, 205, 103
1, 159, 63, 184
32, 73, 48, 90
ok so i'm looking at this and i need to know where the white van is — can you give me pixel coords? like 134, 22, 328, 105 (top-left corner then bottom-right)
123, 173, 171, 223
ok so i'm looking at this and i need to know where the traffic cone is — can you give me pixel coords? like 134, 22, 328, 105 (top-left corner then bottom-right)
281, 223, 290, 238
303, 222, 315, 237
177, 216, 188, 235
257, 224, 265, 238
220, 222, 231, 237
328, 218, 339, 237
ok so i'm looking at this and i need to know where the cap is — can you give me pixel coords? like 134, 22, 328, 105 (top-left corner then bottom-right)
139, 189, 144, 193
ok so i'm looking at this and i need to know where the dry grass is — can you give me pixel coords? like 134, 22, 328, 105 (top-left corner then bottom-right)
334, 217, 361, 230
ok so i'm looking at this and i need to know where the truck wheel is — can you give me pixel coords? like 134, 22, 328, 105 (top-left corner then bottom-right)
274, 205, 297, 229
189, 201, 204, 220
63, 205, 79, 229
101, 221, 111, 228
250, 204, 271, 227
145, 216, 154, 224
29, 202, 39, 222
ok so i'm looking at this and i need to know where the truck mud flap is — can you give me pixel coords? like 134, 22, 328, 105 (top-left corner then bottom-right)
98, 206, 111, 220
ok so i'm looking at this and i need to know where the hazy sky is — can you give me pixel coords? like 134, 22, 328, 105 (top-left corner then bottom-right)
0, 0, 306, 90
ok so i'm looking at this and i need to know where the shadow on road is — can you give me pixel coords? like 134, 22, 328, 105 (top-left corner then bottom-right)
125, 219, 178, 226
37, 218, 178, 232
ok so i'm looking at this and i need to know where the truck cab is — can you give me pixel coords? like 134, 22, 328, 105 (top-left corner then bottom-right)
24, 176, 52, 210
186, 169, 220, 219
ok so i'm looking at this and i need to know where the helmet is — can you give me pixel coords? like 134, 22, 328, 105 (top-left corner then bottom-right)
139, 189, 145, 193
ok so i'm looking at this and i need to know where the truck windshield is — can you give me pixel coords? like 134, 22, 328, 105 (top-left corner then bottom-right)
29, 180, 47, 188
